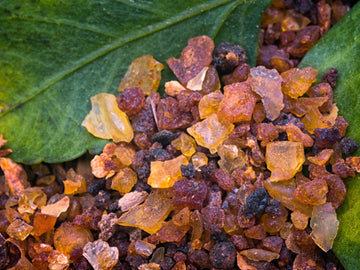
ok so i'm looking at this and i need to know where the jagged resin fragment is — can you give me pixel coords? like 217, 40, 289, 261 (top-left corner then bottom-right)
18, 187, 47, 215
250, 66, 284, 121
198, 90, 223, 119
32, 212, 57, 236
171, 133, 197, 159
63, 168, 87, 195
301, 104, 338, 134
310, 203, 339, 252
217, 81, 257, 123
118, 55, 164, 95
157, 220, 190, 243
118, 191, 148, 212
266, 141, 305, 181
187, 114, 234, 154
0, 157, 29, 198
41, 196, 70, 217
111, 167, 138, 194
6, 218, 33, 240
167, 36, 214, 86
281, 67, 318, 98
147, 155, 188, 188
118, 191, 172, 234
264, 179, 313, 217
54, 222, 93, 258
239, 248, 280, 262
82, 93, 134, 143
191, 152, 208, 171
217, 144, 246, 175
293, 179, 328, 205
48, 250, 69, 270
83, 239, 119, 270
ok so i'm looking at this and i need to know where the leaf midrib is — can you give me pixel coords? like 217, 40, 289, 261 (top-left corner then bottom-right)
1, 0, 237, 118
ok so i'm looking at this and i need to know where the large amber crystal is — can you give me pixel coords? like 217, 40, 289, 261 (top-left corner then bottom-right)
266, 141, 305, 181
118, 191, 172, 234
147, 155, 188, 188
82, 93, 134, 143
187, 114, 234, 154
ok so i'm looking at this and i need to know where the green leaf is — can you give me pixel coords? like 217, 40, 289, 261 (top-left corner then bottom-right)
300, 3, 360, 269
0, 0, 272, 164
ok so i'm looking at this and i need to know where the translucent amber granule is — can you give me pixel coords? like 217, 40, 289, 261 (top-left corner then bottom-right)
198, 90, 223, 119
187, 114, 234, 154
63, 168, 87, 195
301, 104, 338, 134
117, 191, 172, 234
281, 9, 311, 31
53, 222, 93, 258
147, 155, 188, 188
18, 187, 47, 215
191, 152, 208, 171
239, 248, 280, 262
48, 250, 69, 270
83, 240, 119, 270
82, 93, 134, 143
32, 212, 57, 236
249, 66, 284, 121
281, 67, 318, 98
118, 55, 164, 95
6, 218, 33, 240
111, 167, 138, 194
217, 144, 246, 175
41, 196, 70, 218
266, 141, 305, 181
264, 179, 313, 217
310, 203, 339, 252
217, 81, 257, 123
171, 132, 197, 159
0, 157, 29, 198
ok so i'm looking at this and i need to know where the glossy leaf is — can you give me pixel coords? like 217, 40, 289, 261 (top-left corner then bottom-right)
300, 3, 360, 269
0, 0, 272, 163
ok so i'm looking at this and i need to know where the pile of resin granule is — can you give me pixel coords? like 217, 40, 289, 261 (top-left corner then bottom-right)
1, 35, 359, 270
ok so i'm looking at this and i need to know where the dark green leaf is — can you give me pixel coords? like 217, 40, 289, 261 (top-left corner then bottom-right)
300, 3, 360, 269
0, 0, 272, 164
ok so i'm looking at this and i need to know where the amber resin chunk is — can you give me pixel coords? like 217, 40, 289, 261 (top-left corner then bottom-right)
83, 239, 119, 270
18, 187, 47, 215
41, 196, 70, 218
217, 81, 257, 123
118, 55, 164, 95
293, 179, 328, 205
111, 167, 138, 194
167, 36, 214, 86
53, 222, 93, 258
310, 203, 339, 252
6, 218, 33, 241
187, 114, 234, 154
281, 67, 318, 98
32, 212, 57, 236
82, 93, 134, 143
63, 168, 87, 195
250, 66, 284, 121
264, 179, 313, 217
117, 191, 172, 234
171, 132, 197, 159
147, 155, 188, 188
266, 141, 305, 181
0, 157, 29, 198
198, 90, 223, 119
301, 104, 338, 134
239, 248, 280, 262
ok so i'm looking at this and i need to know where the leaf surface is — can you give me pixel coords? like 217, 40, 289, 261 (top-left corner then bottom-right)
300, 3, 360, 269
0, 0, 272, 163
